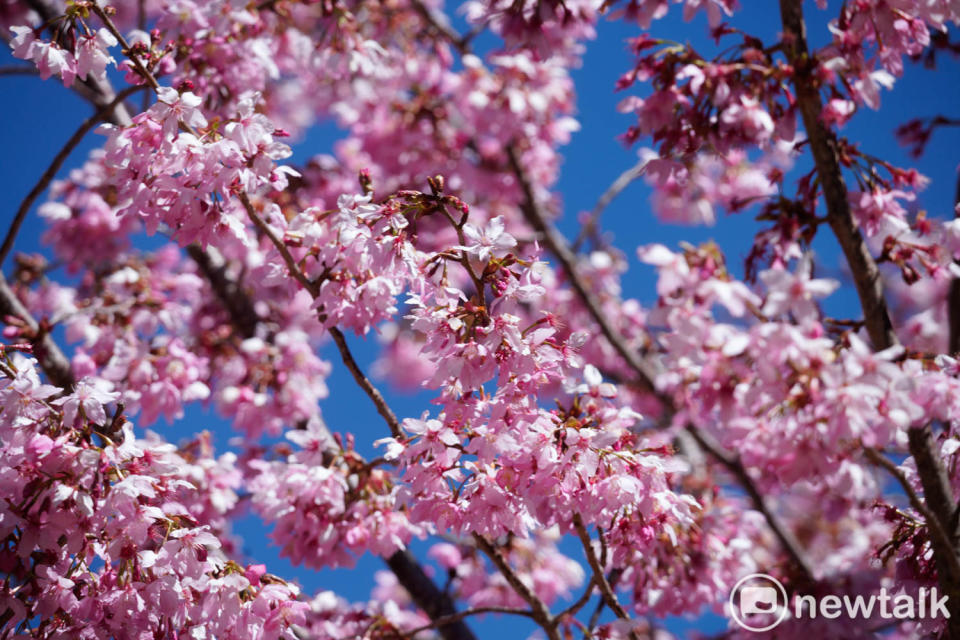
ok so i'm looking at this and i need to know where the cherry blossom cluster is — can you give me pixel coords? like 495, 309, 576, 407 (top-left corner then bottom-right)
0, 354, 305, 638
5, 0, 960, 637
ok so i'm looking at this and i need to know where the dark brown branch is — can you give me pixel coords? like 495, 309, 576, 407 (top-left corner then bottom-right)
687, 428, 815, 581
410, 0, 470, 55
0, 273, 73, 389
903, 426, 960, 638
0, 85, 145, 270
864, 446, 960, 579
186, 246, 259, 339
0, 66, 38, 76
386, 550, 479, 640
948, 172, 960, 353
779, 0, 898, 352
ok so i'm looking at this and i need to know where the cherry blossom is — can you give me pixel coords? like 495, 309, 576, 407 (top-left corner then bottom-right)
4, 0, 960, 637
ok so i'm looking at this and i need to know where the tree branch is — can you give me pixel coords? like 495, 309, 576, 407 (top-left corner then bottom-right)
780, 2, 960, 630
572, 515, 638, 639
386, 550, 479, 640
686, 427, 815, 581
572, 160, 647, 253
0, 65, 38, 76
863, 446, 960, 580
506, 146, 661, 399
947, 171, 960, 353
24, 0, 134, 126
186, 246, 260, 339
401, 605, 534, 638
472, 534, 559, 640
778, 0, 898, 352
238, 193, 474, 640
0, 273, 73, 389
328, 326, 402, 438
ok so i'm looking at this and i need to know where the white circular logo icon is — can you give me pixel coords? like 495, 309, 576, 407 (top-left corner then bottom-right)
728, 573, 789, 632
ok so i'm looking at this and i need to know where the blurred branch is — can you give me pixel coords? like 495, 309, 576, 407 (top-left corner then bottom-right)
864, 446, 960, 579
0, 65, 38, 76
572, 160, 647, 253
0, 273, 73, 389
401, 605, 535, 639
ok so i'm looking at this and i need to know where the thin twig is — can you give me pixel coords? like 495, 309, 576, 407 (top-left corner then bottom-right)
239, 194, 403, 438
239, 193, 316, 293
506, 145, 661, 398
0, 66, 39, 77
572, 160, 647, 252
0, 84, 146, 270
864, 446, 960, 579
89, 3, 161, 92
402, 606, 535, 638
557, 574, 598, 621
24, 0, 133, 126
686, 427, 816, 581
409, 0, 470, 55
329, 326, 402, 438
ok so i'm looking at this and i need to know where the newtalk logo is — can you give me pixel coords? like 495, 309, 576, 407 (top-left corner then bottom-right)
728, 573, 951, 632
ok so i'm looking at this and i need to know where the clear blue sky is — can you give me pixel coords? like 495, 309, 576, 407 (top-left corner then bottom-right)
2, 3, 959, 637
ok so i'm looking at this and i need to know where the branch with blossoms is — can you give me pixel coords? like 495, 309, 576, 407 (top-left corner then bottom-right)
7, 0, 960, 639
4, 3, 481, 638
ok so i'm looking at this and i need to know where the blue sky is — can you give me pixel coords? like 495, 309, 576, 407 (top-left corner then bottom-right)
2, 2, 959, 637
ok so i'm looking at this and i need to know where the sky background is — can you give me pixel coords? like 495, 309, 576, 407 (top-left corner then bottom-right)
2, 1, 959, 637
